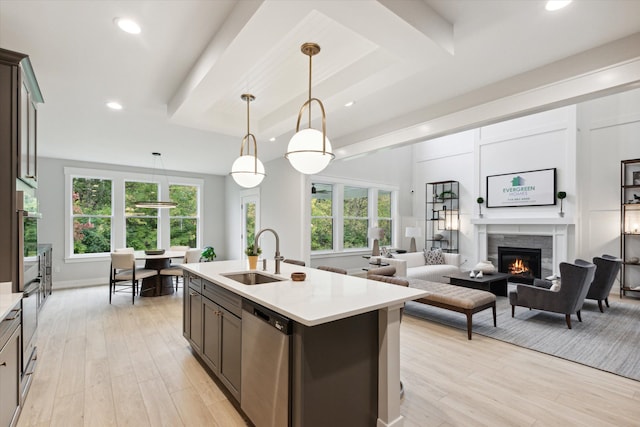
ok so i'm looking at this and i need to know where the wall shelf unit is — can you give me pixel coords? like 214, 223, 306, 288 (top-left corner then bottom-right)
426, 180, 459, 253
620, 158, 640, 297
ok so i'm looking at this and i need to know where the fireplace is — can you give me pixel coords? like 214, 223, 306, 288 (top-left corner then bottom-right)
498, 246, 542, 284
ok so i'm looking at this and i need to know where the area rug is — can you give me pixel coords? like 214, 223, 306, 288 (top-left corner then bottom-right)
404, 294, 640, 381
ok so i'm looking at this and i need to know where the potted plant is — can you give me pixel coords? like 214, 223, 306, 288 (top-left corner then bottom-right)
476, 197, 484, 217
201, 246, 216, 262
245, 243, 262, 270
557, 191, 567, 217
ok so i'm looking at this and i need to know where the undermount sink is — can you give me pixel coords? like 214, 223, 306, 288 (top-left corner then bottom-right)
221, 271, 285, 286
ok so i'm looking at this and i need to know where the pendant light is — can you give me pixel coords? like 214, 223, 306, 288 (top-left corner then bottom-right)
285, 43, 334, 175
134, 152, 177, 208
230, 94, 265, 188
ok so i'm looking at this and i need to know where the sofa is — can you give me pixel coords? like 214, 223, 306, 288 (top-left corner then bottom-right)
370, 251, 460, 283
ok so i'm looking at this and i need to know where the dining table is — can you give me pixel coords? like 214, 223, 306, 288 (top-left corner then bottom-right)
134, 250, 186, 297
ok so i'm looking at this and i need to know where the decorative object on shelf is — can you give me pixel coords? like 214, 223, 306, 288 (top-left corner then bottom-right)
557, 191, 567, 217
438, 206, 459, 231
474, 260, 496, 274
134, 152, 177, 208
437, 190, 457, 200
145, 249, 165, 255
285, 42, 334, 174
368, 227, 385, 256
201, 246, 216, 262
477, 197, 484, 217
245, 243, 262, 270
633, 171, 640, 185
291, 272, 306, 281
230, 94, 266, 188
433, 233, 443, 241
405, 227, 422, 253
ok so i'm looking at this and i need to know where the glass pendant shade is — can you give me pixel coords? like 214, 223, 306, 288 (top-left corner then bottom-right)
230, 155, 265, 188
286, 129, 333, 175
285, 43, 334, 175
230, 93, 265, 188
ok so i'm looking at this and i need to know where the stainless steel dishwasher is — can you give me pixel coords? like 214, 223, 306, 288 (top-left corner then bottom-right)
241, 299, 292, 427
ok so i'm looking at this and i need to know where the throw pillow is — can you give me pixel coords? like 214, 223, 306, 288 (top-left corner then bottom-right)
550, 279, 561, 292
423, 248, 444, 265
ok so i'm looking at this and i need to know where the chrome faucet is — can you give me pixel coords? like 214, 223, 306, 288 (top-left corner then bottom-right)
255, 228, 284, 274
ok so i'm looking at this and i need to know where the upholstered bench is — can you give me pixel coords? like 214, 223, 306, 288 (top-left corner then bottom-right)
368, 266, 496, 340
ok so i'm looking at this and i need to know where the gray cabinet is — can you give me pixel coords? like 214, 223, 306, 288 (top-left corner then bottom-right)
183, 273, 242, 401
183, 272, 203, 353
0, 302, 21, 427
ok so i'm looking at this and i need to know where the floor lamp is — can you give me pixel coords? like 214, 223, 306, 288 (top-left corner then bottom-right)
368, 227, 384, 256
405, 227, 421, 253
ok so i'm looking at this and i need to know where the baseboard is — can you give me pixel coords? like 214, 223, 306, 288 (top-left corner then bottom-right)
52, 278, 106, 290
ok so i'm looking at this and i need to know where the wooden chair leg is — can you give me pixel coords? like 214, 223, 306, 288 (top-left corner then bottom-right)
605, 297, 610, 308
565, 314, 572, 329
576, 310, 582, 322
598, 300, 604, 313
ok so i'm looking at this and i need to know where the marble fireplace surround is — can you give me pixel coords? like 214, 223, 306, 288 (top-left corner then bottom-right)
473, 219, 571, 278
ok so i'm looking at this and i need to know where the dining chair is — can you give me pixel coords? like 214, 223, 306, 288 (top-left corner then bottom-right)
160, 246, 191, 291
110, 252, 157, 304
160, 248, 202, 291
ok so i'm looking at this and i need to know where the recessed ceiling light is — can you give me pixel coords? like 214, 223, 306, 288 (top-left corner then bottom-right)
344, 101, 356, 107
114, 18, 141, 34
545, 0, 572, 11
269, 137, 276, 142
106, 101, 123, 110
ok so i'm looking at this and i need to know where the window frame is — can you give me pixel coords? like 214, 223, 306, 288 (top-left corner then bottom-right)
64, 167, 203, 261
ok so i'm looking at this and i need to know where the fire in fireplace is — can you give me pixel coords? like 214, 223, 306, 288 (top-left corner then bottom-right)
498, 246, 542, 284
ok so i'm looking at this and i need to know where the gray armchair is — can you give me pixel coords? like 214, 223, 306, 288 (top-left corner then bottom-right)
509, 259, 596, 329
586, 254, 622, 312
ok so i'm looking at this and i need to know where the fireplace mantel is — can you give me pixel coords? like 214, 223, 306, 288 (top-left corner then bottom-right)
471, 217, 574, 225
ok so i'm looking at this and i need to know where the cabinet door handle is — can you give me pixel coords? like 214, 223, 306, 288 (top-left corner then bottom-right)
189, 291, 198, 296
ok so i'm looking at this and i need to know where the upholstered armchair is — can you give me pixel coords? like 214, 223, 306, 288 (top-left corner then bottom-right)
586, 254, 622, 312
509, 259, 596, 329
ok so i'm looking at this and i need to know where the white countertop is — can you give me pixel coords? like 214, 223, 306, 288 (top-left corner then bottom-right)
0, 282, 22, 320
182, 260, 427, 326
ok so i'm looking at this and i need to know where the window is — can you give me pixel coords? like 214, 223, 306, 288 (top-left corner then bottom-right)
378, 190, 392, 246
125, 181, 159, 250
311, 183, 333, 251
72, 177, 112, 254
65, 167, 203, 260
169, 184, 199, 248
310, 180, 397, 254
343, 186, 368, 249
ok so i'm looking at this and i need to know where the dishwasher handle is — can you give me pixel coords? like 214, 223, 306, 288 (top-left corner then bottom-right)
242, 299, 292, 335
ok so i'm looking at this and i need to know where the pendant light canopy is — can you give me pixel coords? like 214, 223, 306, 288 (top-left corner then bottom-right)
134, 152, 177, 209
230, 94, 266, 188
285, 43, 334, 175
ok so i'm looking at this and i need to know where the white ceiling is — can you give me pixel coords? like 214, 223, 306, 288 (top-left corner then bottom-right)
1, 0, 640, 175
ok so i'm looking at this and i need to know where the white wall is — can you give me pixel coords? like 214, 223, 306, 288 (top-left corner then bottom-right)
38, 157, 226, 288
577, 88, 640, 260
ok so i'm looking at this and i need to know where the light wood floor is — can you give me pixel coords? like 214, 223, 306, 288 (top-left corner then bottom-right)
17, 286, 640, 427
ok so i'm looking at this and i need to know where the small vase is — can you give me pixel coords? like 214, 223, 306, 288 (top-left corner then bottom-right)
248, 256, 258, 270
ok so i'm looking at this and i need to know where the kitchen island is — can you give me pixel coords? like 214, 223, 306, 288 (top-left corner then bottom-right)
182, 260, 426, 427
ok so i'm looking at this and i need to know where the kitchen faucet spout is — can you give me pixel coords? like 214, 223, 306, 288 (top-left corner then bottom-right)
255, 228, 283, 274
